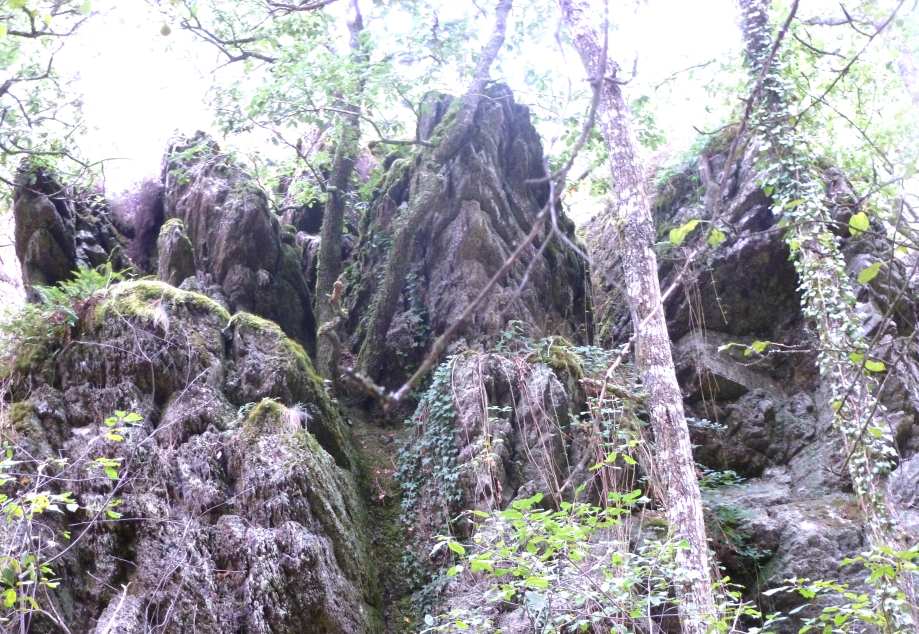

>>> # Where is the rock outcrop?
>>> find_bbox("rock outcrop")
[4,281,380,633]
[343,86,592,384]
[162,133,317,353]
[13,165,131,301]
[587,139,919,628]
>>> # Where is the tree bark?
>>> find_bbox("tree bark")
[316,0,363,377]
[355,0,513,380]
[558,2,717,631]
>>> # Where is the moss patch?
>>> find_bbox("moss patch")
[95,281,231,327]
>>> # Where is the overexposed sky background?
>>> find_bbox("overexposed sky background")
[63,0,740,193]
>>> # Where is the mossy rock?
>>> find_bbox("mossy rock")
[94,280,231,327]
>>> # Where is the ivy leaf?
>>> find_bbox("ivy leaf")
[750,340,770,354]
[849,212,870,235]
[858,262,882,284]
[864,360,885,372]
[707,228,726,246]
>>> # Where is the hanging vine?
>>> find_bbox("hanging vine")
[744,2,916,628]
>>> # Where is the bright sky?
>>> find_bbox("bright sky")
[57,0,739,194]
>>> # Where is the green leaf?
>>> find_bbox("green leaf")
[783,199,806,209]
[79,0,91,14]
[8,0,27,9]
[865,360,886,372]
[43,13,51,25]
[525,576,549,588]
[789,239,799,252]
[751,340,769,353]
[669,219,699,245]
[849,211,870,235]
[0,25,7,38]
[707,228,726,246]
[104,467,118,479]
[447,542,466,556]
[849,353,864,363]
[105,433,123,442]
[858,262,882,284]
[2,589,15,608]
[454,622,469,629]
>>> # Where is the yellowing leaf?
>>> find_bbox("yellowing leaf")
[669,219,699,245]
[849,211,870,235]
[0,25,7,38]
[43,13,51,26]
[858,261,882,284]
[707,228,726,246]
[751,340,769,353]
[789,239,799,252]
[865,360,886,372]
[784,199,806,209]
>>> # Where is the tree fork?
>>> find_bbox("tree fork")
[557,1,718,631]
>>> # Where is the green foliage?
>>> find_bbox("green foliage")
[0,265,124,377]
[0,0,93,198]
[396,356,461,601]
[424,491,771,633]
[764,544,919,633]
[0,411,141,627]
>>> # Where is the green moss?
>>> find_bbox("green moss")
[427,99,461,145]
[95,281,231,326]
[243,398,289,438]
[159,218,186,234]
[5,401,36,429]
[644,515,670,533]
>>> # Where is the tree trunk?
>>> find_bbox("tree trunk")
[558,2,718,632]
[316,0,363,377]
[355,0,513,381]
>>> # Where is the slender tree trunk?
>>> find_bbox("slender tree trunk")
[316,0,364,377]
[355,0,513,380]
[558,2,718,631]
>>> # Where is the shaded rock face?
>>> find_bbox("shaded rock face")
[448,353,592,515]
[156,218,197,286]
[588,141,919,629]
[162,132,316,353]
[344,85,592,382]
[13,166,131,300]
[5,282,380,634]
